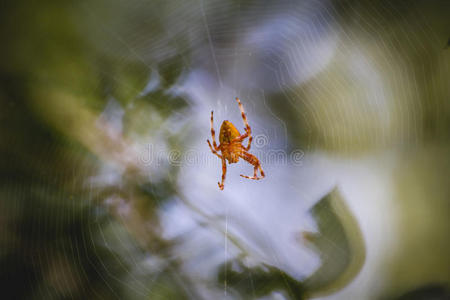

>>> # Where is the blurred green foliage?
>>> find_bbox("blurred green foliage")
[217,189,365,299]
[303,188,365,297]
[218,260,305,299]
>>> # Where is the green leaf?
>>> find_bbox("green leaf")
[303,188,366,297]
[217,260,305,299]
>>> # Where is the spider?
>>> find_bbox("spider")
[207,97,265,190]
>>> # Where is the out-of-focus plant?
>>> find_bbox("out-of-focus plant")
[216,189,366,299]
[1,0,449,299]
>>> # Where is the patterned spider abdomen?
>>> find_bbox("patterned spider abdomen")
[219,120,241,144]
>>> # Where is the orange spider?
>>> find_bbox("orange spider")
[207,97,265,190]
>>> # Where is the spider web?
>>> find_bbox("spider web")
[70,0,449,299]
[4,0,449,299]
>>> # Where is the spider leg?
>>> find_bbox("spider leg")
[231,131,249,143]
[235,97,252,150]
[218,158,227,190]
[239,151,265,180]
[244,135,253,151]
[207,139,222,158]
[210,111,219,150]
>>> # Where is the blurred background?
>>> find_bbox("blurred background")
[0,0,449,299]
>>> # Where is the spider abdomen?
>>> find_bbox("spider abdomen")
[219,120,241,144]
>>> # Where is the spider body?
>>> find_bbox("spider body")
[219,121,241,163]
[207,98,265,190]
